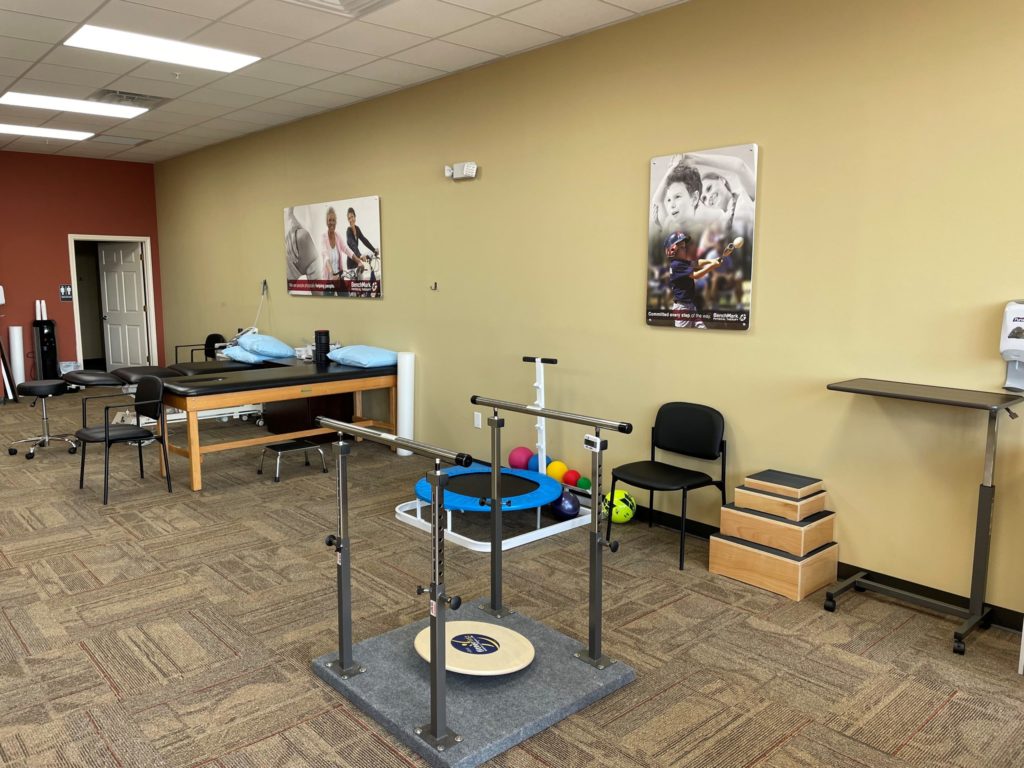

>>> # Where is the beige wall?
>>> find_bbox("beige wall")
[155,0,1024,609]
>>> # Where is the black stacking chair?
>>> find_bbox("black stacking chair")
[75,375,172,505]
[174,333,226,363]
[606,402,726,570]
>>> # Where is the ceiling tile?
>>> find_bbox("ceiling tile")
[346,57,444,86]
[5,136,72,153]
[240,59,333,86]
[0,35,52,62]
[0,56,31,77]
[313,72,397,97]
[272,42,375,73]
[212,74,295,98]
[41,45,146,74]
[127,61,224,87]
[131,109,209,128]
[23,62,118,87]
[112,145,177,161]
[0,75,13,91]
[223,0,348,40]
[0,10,76,43]
[56,141,127,157]
[442,0,531,11]
[248,98,324,117]
[126,0,250,21]
[0,0,105,22]
[105,74,198,98]
[103,126,173,139]
[314,21,427,57]
[187,22,299,58]
[178,87,266,109]
[604,0,682,11]
[277,87,358,108]
[44,113,127,130]
[0,103,55,124]
[88,1,211,38]
[204,115,273,130]
[220,108,293,126]
[504,0,632,36]
[156,99,236,118]
[391,39,495,72]
[361,0,488,37]
[442,17,557,56]
[174,124,244,140]
[13,78,97,98]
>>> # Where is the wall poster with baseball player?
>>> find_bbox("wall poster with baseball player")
[646,144,757,330]
[284,195,382,298]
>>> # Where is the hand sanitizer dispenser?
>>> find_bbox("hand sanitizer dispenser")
[1000,300,1024,391]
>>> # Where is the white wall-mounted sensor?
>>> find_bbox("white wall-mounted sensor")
[445,161,478,180]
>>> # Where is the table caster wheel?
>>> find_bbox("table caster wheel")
[26,452,34,460]
[953,639,966,655]
[8,447,16,456]
[68,446,77,454]
[823,598,836,612]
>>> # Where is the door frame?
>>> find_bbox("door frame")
[67,234,158,367]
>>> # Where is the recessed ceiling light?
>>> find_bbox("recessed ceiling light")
[0,92,147,118]
[65,25,259,73]
[0,123,93,141]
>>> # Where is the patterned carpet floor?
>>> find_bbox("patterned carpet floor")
[1,389,1023,767]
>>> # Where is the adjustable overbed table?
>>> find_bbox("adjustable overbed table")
[161,361,397,491]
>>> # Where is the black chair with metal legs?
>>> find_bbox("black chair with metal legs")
[75,375,171,505]
[174,332,226,364]
[605,402,726,570]
[7,379,78,459]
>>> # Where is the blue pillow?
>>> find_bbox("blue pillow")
[237,332,294,359]
[223,345,272,364]
[328,345,398,368]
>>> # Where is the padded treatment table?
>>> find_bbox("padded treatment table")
[826,378,1024,655]
[113,366,181,384]
[168,360,262,376]
[161,361,397,490]
[63,370,123,387]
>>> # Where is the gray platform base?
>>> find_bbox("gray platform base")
[312,599,635,768]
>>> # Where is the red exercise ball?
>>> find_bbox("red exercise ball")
[563,469,581,487]
[508,446,532,469]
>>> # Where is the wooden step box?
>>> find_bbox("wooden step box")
[744,469,824,499]
[709,535,838,601]
[720,503,834,558]
[733,485,828,521]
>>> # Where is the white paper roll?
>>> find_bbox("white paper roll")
[8,325,25,387]
[396,351,415,457]
[40,300,47,321]
[34,300,41,321]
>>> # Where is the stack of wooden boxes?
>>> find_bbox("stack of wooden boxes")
[709,469,837,601]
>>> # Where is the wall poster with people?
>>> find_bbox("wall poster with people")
[284,195,382,298]
[646,144,757,330]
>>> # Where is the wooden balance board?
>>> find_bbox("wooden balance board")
[413,620,535,676]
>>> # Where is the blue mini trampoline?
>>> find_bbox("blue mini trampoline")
[414,463,562,512]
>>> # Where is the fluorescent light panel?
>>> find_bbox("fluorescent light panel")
[0,92,147,118]
[0,123,93,140]
[65,25,259,73]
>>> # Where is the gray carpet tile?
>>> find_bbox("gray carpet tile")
[1,391,1023,766]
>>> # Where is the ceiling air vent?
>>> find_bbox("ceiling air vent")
[88,89,168,111]
[282,0,398,17]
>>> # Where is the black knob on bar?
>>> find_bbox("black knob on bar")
[447,595,462,610]
[416,585,426,595]
[325,535,339,547]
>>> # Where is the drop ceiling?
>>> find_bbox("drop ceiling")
[0,0,686,164]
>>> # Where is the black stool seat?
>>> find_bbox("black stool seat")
[17,379,67,397]
[113,366,180,384]
[64,370,122,387]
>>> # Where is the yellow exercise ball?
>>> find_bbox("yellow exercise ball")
[546,460,568,483]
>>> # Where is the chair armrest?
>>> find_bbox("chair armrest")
[82,392,133,427]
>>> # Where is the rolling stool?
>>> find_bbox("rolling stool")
[8,379,78,459]
[257,439,328,482]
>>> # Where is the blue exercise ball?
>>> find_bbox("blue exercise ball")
[527,454,554,472]
[548,490,580,521]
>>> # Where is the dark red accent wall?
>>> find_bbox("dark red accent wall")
[0,151,162,377]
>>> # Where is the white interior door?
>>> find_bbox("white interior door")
[99,241,150,371]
